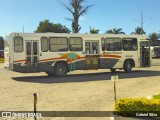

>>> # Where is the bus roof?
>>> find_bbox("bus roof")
[5,32,148,39]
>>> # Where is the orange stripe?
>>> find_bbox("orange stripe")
[14,60,26,63]
[38,57,66,62]
[13,55,121,63]
[101,54,121,58]
[39,56,86,63]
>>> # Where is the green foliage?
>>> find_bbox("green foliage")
[153,94,160,99]
[131,27,146,35]
[35,19,70,33]
[62,0,93,33]
[114,98,160,117]
[105,28,125,34]
[148,32,160,46]
[89,27,99,34]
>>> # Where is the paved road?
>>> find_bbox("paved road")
[0,63,160,120]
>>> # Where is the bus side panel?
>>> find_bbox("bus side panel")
[68,56,86,70]
[13,47,26,73]
[99,58,119,69]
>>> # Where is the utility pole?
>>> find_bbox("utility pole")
[141,11,143,30]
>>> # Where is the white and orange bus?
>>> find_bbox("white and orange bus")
[4,33,151,76]
[151,46,160,58]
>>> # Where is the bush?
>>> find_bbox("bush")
[153,94,160,99]
[114,98,160,118]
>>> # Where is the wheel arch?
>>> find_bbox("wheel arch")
[54,61,69,72]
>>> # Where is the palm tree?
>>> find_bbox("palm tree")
[62,0,93,33]
[105,28,125,34]
[148,32,160,46]
[89,26,99,34]
[131,27,146,35]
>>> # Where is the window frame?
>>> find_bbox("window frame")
[69,37,83,51]
[41,37,48,52]
[49,37,68,52]
[101,37,105,51]
[14,36,23,52]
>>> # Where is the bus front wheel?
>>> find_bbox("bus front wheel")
[54,63,67,77]
[124,61,132,73]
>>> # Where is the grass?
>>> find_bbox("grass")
[153,94,160,99]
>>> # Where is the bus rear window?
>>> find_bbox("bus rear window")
[14,37,23,52]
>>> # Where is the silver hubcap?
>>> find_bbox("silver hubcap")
[59,68,63,72]
[127,63,131,70]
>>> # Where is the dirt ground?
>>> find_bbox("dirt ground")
[0,60,160,120]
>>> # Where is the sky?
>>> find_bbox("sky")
[0,0,160,37]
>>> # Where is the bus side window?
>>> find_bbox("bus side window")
[105,38,122,51]
[49,37,68,52]
[14,37,23,52]
[69,37,83,51]
[132,39,138,50]
[41,37,48,52]
[122,38,138,51]
[101,38,105,51]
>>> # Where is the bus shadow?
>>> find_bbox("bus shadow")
[12,70,160,84]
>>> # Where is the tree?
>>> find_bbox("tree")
[62,0,93,33]
[105,28,125,34]
[89,27,99,34]
[148,32,160,46]
[131,27,146,35]
[52,23,71,33]
[35,19,70,33]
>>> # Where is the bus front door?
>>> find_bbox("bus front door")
[140,41,150,67]
[85,41,99,69]
[26,41,39,72]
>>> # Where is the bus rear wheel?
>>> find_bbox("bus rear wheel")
[124,60,132,73]
[54,63,67,77]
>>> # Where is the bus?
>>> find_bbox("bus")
[151,46,160,58]
[4,33,151,76]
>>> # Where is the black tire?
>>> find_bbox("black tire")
[123,60,132,73]
[110,69,116,72]
[54,63,67,77]
[46,72,54,76]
